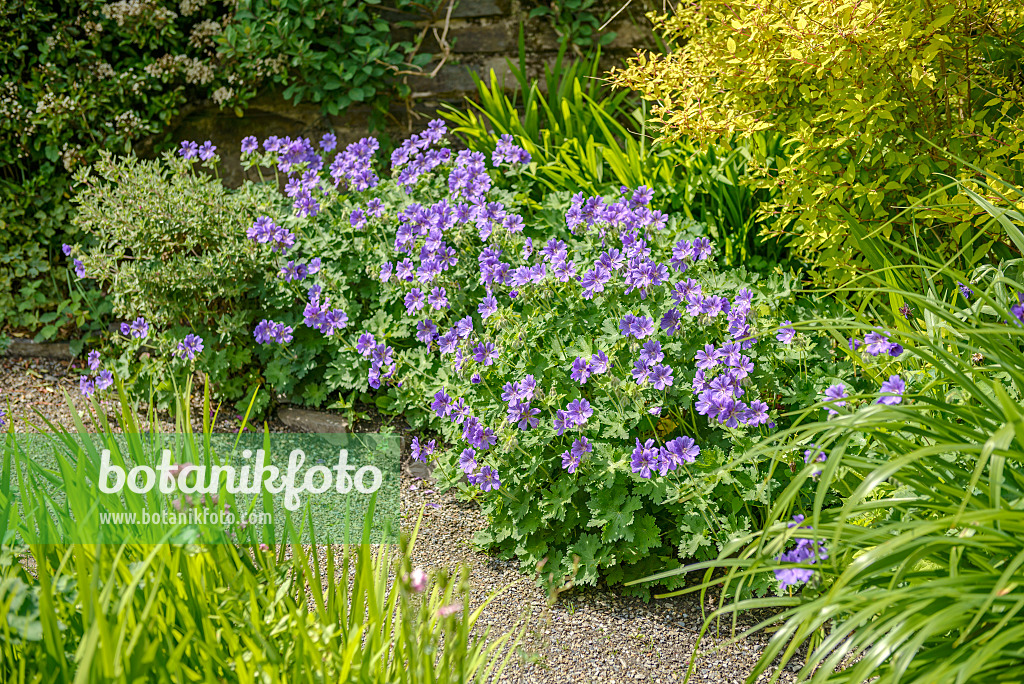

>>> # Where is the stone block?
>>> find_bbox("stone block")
[277,406,349,433]
[5,340,74,360]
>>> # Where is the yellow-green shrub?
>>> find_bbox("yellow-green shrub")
[612,0,1024,282]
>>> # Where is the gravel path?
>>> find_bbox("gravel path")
[2,355,798,684]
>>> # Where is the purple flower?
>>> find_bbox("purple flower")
[590,350,611,374]
[120,317,149,339]
[476,466,501,492]
[774,516,829,590]
[863,331,892,356]
[87,350,101,371]
[431,390,453,418]
[630,438,660,479]
[471,373,482,384]
[198,141,216,162]
[564,398,593,427]
[427,286,450,310]
[651,364,674,390]
[478,294,498,319]
[473,342,499,366]
[62,243,73,257]
[356,333,376,356]
[459,448,477,473]
[663,436,699,468]
[958,282,973,299]
[74,259,86,278]
[620,314,655,339]
[178,140,198,159]
[570,357,591,384]
[899,303,914,320]
[638,341,664,365]
[410,436,435,463]
[254,319,293,345]
[632,358,652,385]
[694,344,720,370]
[877,375,905,405]
[507,399,540,430]
[562,436,592,473]
[240,136,258,154]
[175,333,204,361]
[79,376,96,397]
[803,446,828,476]
[660,308,682,335]
[416,319,438,344]
[1011,293,1024,326]
[320,132,337,151]
[777,321,796,344]
[743,400,770,425]
[824,383,848,415]
[94,370,114,391]
[404,288,425,314]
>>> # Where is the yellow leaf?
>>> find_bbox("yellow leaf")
[727,37,737,54]
[791,48,803,60]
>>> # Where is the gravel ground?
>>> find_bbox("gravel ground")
[2,355,798,684]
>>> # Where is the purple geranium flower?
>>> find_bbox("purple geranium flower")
[570,357,591,384]
[473,342,499,366]
[877,374,905,405]
[630,438,660,479]
[94,370,114,391]
[476,466,501,492]
[777,321,796,344]
[175,333,204,361]
[590,350,611,374]
[824,383,848,416]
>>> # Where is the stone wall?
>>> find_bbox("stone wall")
[164,0,655,187]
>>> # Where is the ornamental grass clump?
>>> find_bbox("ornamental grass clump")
[638,268,1024,683]
[0,387,523,683]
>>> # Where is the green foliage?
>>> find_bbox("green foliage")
[0,388,523,683]
[219,0,434,118]
[72,152,277,326]
[443,47,793,268]
[0,0,244,333]
[526,0,617,49]
[612,0,1024,283]
[0,0,434,336]
[640,268,1024,681]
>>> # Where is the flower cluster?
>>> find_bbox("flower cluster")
[265,136,323,175]
[79,349,114,396]
[491,134,531,166]
[411,436,436,463]
[302,285,348,336]
[120,317,149,339]
[247,216,296,252]
[391,120,451,189]
[178,140,217,163]
[356,334,397,389]
[254,319,294,345]
[280,257,321,282]
[629,436,699,478]
[774,515,829,590]
[331,137,379,191]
